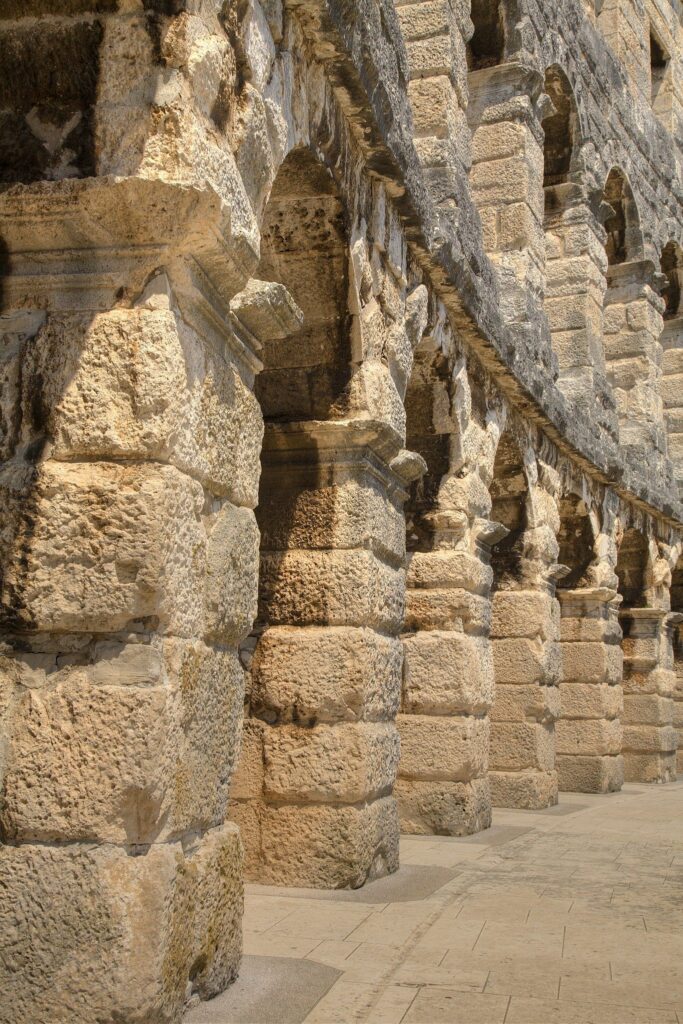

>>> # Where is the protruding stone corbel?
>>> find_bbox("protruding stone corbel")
[230,279,303,350]
[390,449,428,485]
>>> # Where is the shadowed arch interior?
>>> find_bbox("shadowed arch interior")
[489,431,528,590]
[557,493,596,589]
[661,241,683,320]
[542,66,577,189]
[603,169,642,267]
[468,0,504,70]
[616,528,649,607]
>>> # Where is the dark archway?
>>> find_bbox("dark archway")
[467,0,505,70]
[616,527,649,607]
[542,66,577,189]
[556,493,596,590]
[661,241,683,320]
[603,168,643,267]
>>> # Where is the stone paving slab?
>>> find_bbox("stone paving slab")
[186,784,683,1023]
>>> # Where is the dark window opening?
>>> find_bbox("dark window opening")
[467,0,504,71]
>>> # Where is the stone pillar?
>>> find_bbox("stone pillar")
[556,588,624,792]
[544,184,617,442]
[604,261,668,473]
[662,315,683,499]
[230,421,406,888]
[489,586,560,808]
[673,624,683,775]
[468,64,550,361]
[0,183,263,1022]
[620,608,680,783]
[396,512,497,836]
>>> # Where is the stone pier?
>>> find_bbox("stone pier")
[556,588,625,792]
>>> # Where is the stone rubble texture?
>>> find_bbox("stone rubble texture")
[0,0,681,1021]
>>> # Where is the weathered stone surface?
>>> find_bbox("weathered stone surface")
[0,824,242,1024]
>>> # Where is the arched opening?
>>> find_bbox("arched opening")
[488,431,559,809]
[660,243,683,497]
[230,147,399,888]
[467,0,505,70]
[661,241,683,321]
[556,493,595,590]
[616,528,649,608]
[489,432,528,591]
[603,168,642,267]
[255,148,352,421]
[542,66,577,189]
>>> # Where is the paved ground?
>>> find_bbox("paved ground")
[186,784,683,1023]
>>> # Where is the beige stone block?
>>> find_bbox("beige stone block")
[258,550,404,631]
[489,721,555,772]
[262,721,399,804]
[251,626,401,724]
[398,714,489,782]
[622,723,677,754]
[15,310,263,506]
[491,591,558,640]
[229,718,265,801]
[489,769,558,810]
[623,693,675,727]
[204,502,260,644]
[471,122,526,163]
[556,754,624,794]
[407,76,453,137]
[559,681,624,720]
[498,202,543,251]
[402,631,494,715]
[407,549,491,592]
[0,461,210,636]
[256,796,399,888]
[561,642,623,684]
[397,1,450,42]
[0,824,242,1024]
[493,637,560,685]
[405,34,452,78]
[257,467,405,563]
[1,641,243,844]
[555,717,623,756]
[490,682,560,723]
[397,776,492,837]
[623,750,677,784]
[405,588,490,633]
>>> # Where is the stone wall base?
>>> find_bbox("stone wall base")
[397,778,492,836]
[556,754,624,793]
[489,770,558,810]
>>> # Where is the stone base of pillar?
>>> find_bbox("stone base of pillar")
[556,754,624,793]
[489,770,558,809]
[397,777,492,836]
[0,823,242,1024]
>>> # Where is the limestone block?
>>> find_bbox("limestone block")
[555,717,623,756]
[14,310,263,507]
[493,637,560,685]
[556,754,624,794]
[623,693,675,726]
[405,588,490,633]
[490,682,560,723]
[204,502,260,645]
[229,718,265,801]
[255,796,399,889]
[1,641,243,844]
[402,631,494,715]
[257,468,405,562]
[408,76,457,138]
[258,550,405,631]
[396,777,492,836]
[622,724,677,754]
[397,714,489,782]
[489,721,555,771]
[559,682,623,720]
[407,549,491,592]
[489,769,558,810]
[623,751,677,784]
[471,123,526,164]
[0,824,242,1024]
[0,461,205,635]
[261,722,399,804]
[251,626,402,724]
[561,642,624,684]
[491,591,558,640]
[397,1,451,41]
[560,614,622,643]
